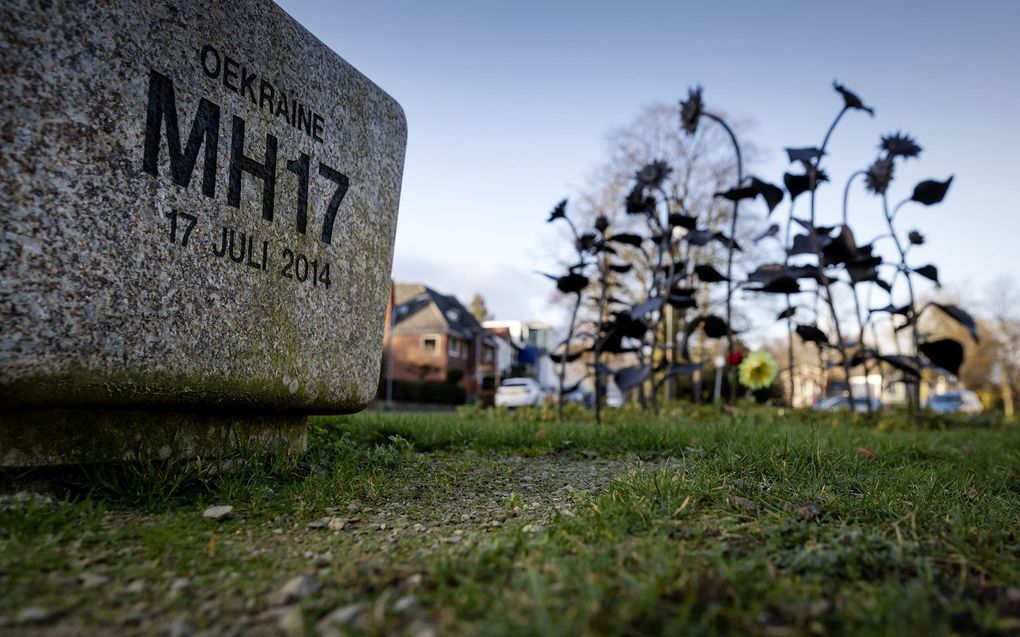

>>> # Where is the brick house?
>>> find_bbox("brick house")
[384,283,499,401]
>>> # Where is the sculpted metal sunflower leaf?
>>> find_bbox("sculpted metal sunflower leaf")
[796,324,830,347]
[750,177,784,213]
[751,277,800,294]
[668,213,698,229]
[684,229,715,246]
[911,177,953,206]
[702,315,730,338]
[668,363,704,377]
[713,232,742,252]
[629,297,666,321]
[694,264,728,283]
[754,224,780,244]
[614,365,652,391]
[786,147,824,164]
[625,185,655,214]
[881,355,921,378]
[555,273,589,294]
[914,264,940,286]
[607,233,644,247]
[784,169,829,200]
[548,350,584,364]
[930,303,979,342]
[918,339,964,376]
[715,186,758,201]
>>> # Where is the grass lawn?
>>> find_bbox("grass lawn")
[2,405,1018,636]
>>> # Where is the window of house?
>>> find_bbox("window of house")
[448,338,461,358]
[422,337,438,355]
[483,347,494,363]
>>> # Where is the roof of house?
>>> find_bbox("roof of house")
[485,325,524,351]
[392,283,497,345]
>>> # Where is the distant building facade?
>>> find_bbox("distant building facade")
[385,283,499,401]
[482,320,556,387]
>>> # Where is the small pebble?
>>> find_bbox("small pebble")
[277,606,305,636]
[17,607,57,625]
[166,618,196,637]
[121,610,149,626]
[393,595,417,613]
[268,575,320,606]
[79,572,110,588]
[406,618,438,637]
[169,578,190,594]
[202,505,233,520]
[317,603,365,632]
[125,579,147,595]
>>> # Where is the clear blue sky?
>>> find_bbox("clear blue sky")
[279,0,1019,325]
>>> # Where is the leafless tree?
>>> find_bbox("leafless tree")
[984,276,1020,416]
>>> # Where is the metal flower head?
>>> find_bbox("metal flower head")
[833,80,874,116]
[680,86,704,135]
[547,199,567,223]
[881,132,922,159]
[908,230,925,245]
[635,160,672,189]
[865,157,894,195]
[625,185,655,215]
[576,232,598,253]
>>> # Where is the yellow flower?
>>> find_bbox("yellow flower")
[738,351,778,390]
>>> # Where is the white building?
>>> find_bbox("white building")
[482,320,556,387]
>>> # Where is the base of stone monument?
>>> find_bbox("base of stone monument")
[0,410,307,466]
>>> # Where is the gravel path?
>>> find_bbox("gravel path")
[2,454,661,637]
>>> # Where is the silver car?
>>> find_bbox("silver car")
[926,390,983,414]
[494,378,544,408]
[813,395,882,412]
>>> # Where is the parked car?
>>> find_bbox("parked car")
[564,388,595,408]
[925,390,983,414]
[605,384,624,408]
[495,377,544,408]
[813,395,882,412]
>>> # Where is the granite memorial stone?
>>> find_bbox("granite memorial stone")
[0,0,407,463]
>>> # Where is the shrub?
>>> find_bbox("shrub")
[380,380,467,405]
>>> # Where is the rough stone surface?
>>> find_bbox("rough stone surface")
[0,0,406,414]
[0,408,306,465]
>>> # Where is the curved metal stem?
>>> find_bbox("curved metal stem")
[558,291,582,422]
[882,193,921,413]
[809,106,854,405]
[704,111,743,403]
[842,170,866,226]
[842,168,876,412]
